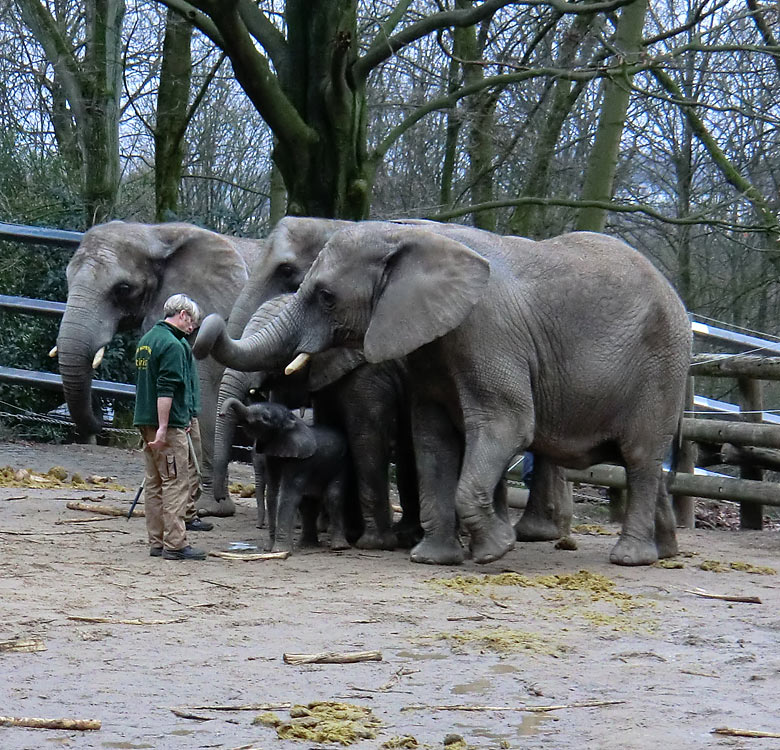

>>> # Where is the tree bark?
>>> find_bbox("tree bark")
[576,0,648,232]
[155,9,193,221]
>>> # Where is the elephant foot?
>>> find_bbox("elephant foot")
[197,495,235,518]
[410,534,464,565]
[609,534,658,566]
[513,513,560,542]
[298,534,320,548]
[393,520,424,549]
[356,529,397,551]
[329,535,351,551]
[272,544,294,555]
[470,516,516,565]
[656,533,679,560]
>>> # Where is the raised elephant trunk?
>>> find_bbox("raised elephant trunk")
[193,300,301,373]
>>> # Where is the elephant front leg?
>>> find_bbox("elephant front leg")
[457,425,517,565]
[409,400,464,565]
[609,462,665,566]
[349,429,397,551]
[514,458,572,542]
[252,451,267,529]
[323,471,350,551]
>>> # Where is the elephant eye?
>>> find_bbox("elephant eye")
[278,263,295,279]
[113,282,134,300]
[318,287,336,310]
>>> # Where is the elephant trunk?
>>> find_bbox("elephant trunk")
[194,301,301,373]
[213,371,258,501]
[57,297,112,437]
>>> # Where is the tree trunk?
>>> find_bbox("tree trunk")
[576,0,648,232]
[154,9,193,222]
[82,0,125,225]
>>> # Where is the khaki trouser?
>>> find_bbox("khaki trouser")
[140,426,190,551]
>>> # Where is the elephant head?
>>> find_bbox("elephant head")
[57,220,262,438]
[220,398,317,459]
[224,216,353,340]
[193,222,490,372]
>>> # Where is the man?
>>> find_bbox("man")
[134,294,208,560]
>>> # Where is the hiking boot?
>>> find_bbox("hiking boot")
[162,545,207,561]
[185,518,214,532]
[149,546,163,557]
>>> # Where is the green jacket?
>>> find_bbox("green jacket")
[133,321,197,428]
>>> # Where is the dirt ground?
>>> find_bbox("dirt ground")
[2,439,780,750]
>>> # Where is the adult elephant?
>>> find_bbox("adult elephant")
[196,221,691,566]
[56,220,265,516]
[208,294,421,551]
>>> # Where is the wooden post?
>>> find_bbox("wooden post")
[673,376,696,528]
[738,376,764,530]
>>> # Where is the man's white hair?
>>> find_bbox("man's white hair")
[163,293,201,322]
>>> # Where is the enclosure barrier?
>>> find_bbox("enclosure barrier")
[2,221,780,529]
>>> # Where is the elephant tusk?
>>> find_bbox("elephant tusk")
[92,347,105,369]
[285,352,310,375]
[48,345,58,358]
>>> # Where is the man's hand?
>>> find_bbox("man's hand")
[148,425,168,451]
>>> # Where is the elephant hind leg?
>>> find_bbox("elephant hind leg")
[654,477,678,559]
[609,461,665,566]
[514,458,572,542]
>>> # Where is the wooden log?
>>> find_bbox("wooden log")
[0,638,46,652]
[682,418,780,449]
[674,377,697,528]
[721,443,780,472]
[690,354,780,380]
[738,376,764,529]
[0,715,101,730]
[283,650,382,665]
[713,727,780,738]
[208,550,290,561]
[66,501,143,517]
[564,463,780,506]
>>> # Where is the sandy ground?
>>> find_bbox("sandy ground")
[2,438,780,750]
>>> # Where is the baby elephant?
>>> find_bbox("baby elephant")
[220,398,350,553]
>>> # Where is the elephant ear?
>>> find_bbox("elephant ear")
[308,348,366,391]
[264,413,317,459]
[364,228,491,362]
[143,223,253,327]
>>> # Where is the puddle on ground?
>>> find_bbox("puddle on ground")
[452,676,492,695]
[396,649,450,661]
[490,663,520,674]
[517,712,554,736]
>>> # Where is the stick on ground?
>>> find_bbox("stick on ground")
[0,715,101,730]
[686,588,762,604]
[402,700,625,713]
[283,650,383,665]
[713,727,780,738]
[66,501,143,517]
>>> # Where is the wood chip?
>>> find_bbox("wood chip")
[0,638,46,653]
[713,727,780,738]
[67,616,185,625]
[0,715,100,730]
[283,650,383,665]
[686,588,762,604]
[208,550,290,561]
[66,501,143,517]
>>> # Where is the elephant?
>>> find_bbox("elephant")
[221,398,350,553]
[207,294,422,551]
[196,220,692,567]
[56,220,265,516]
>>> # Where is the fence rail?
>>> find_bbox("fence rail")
[3,221,780,529]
